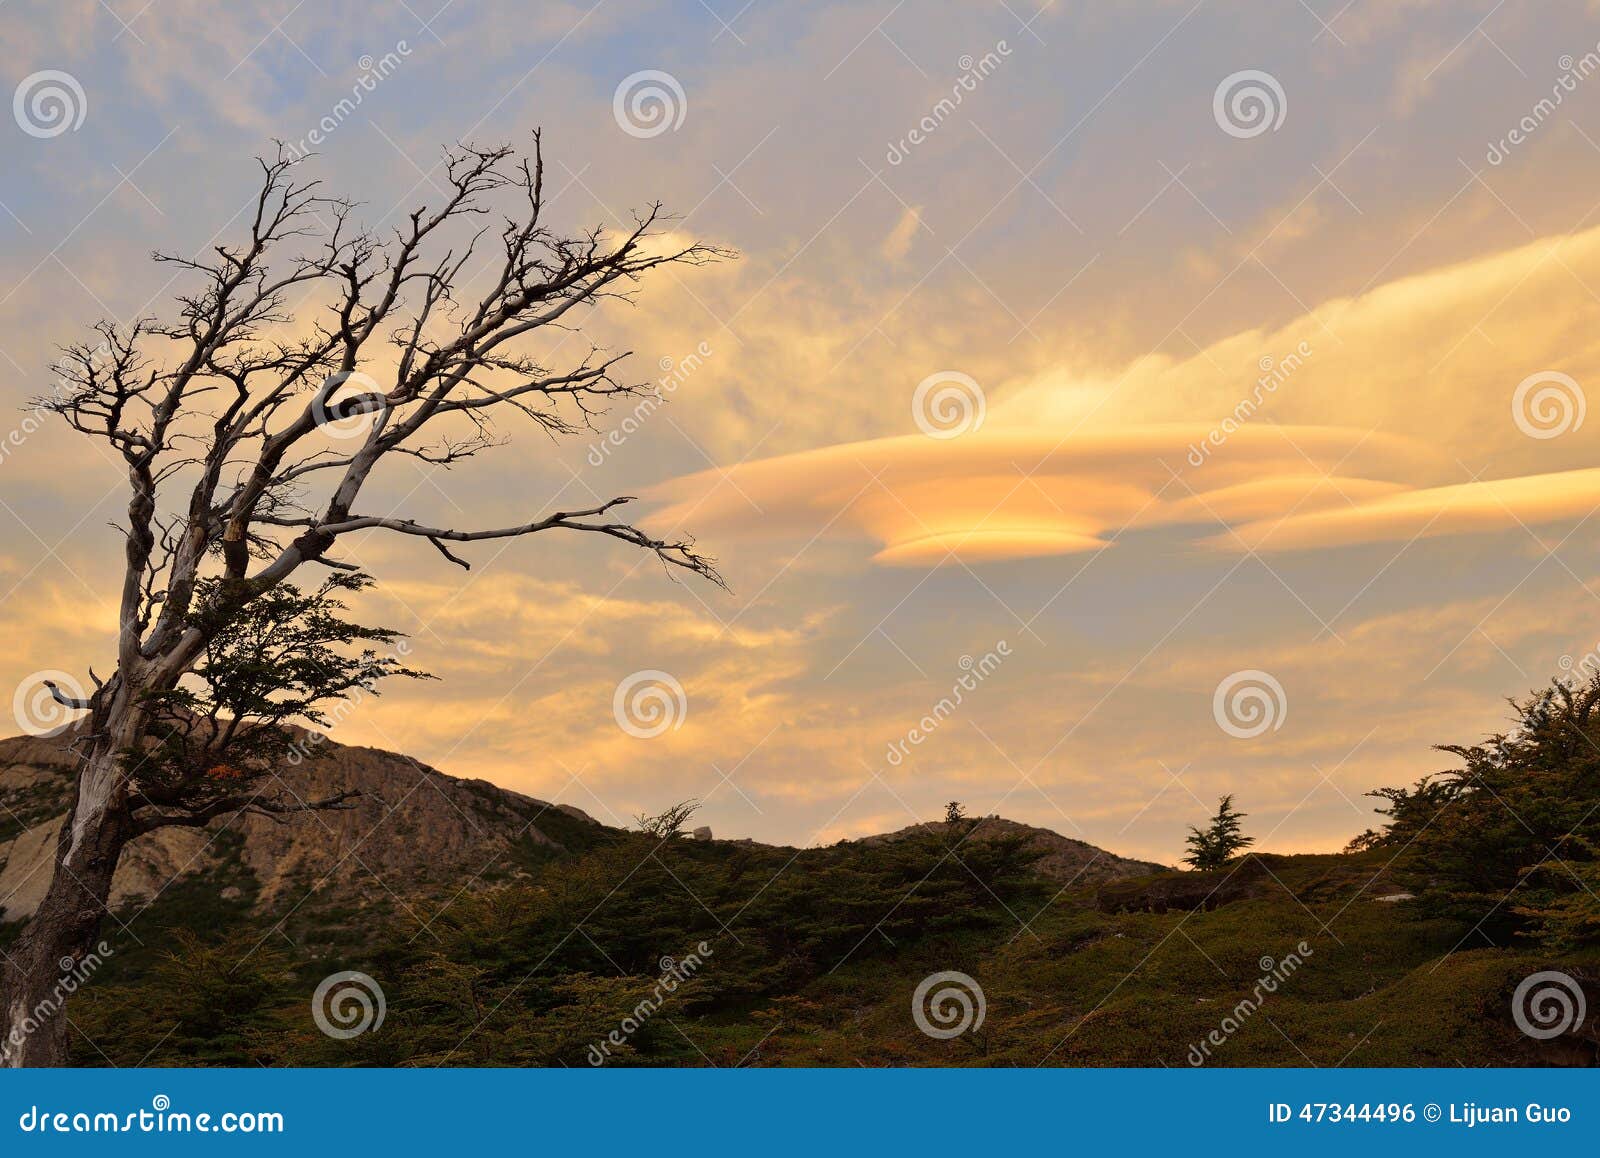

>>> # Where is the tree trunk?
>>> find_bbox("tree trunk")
[1,738,133,1067]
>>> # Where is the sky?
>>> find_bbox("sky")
[6,1,1600,864]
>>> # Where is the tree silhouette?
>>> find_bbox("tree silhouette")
[1,135,728,1066]
[636,799,701,839]
[1183,794,1254,870]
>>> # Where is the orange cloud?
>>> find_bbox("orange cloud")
[1219,465,1600,552]
[645,424,1436,565]
[646,221,1600,567]
[650,424,1600,564]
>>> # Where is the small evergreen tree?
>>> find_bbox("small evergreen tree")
[1183,795,1254,870]
[944,801,967,825]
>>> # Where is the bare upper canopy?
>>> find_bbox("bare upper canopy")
[42,135,731,680]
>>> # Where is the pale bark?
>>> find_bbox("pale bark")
[0,136,728,1064]
[3,712,136,1066]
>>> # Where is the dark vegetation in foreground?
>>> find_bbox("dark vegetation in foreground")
[10,677,1600,1067]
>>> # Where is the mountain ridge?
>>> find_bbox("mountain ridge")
[0,731,1158,929]
[4,732,1592,1069]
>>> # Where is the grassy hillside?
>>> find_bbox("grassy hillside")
[57,821,1600,1068]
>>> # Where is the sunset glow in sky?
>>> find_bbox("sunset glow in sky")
[8,1,1600,862]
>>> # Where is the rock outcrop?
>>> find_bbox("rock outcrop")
[0,731,601,924]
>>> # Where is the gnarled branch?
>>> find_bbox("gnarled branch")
[315,497,724,586]
[132,789,362,836]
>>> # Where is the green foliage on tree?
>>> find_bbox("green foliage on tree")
[1362,677,1600,948]
[73,930,293,1066]
[131,573,431,829]
[70,819,1048,1066]
[1343,776,1460,854]
[1183,795,1254,870]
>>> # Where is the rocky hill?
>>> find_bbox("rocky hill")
[0,730,604,929]
[852,817,1164,884]
[4,731,1593,1069]
[0,733,1159,938]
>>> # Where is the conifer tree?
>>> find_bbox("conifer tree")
[1183,795,1254,870]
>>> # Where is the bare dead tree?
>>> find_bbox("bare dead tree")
[635,798,701,839]
[1,135,729,1066]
